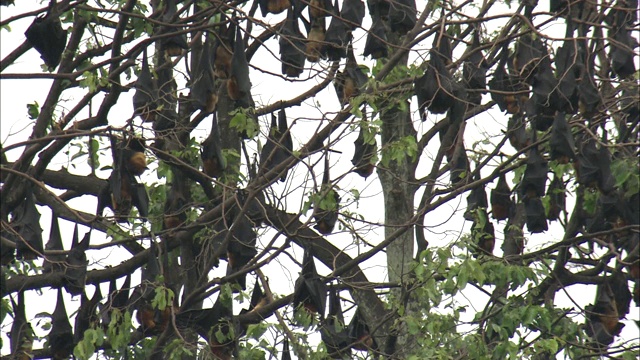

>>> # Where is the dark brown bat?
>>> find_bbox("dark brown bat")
[235,186,266,226]
[279,9,306,78]
[201,114,227,178]
[323,0,350,61]
[12,185,44,260]
[366,0,389,17]
[463,29,488,105]
[348,307,376,351]
[160,0,188,57]
[464,181,488,221]
[575,135,600,188]
[491,174,514,221]
[258,0,291,17]
[519,147,548,199]
[321,286,351,358]
[448,138,469,186]
[511,33,545,84]
[225,215,258,291]
[24,0,67,69]
[313,156,340,235]
[261,109,293,182]
[415,30,456,119]
[506,113,531,151]
[549,112,575,164]
[192,32,218,113]
[595,142,615,194]
[10,291,34,359]
[227,27,253,108]
[334,45,367,106]
[207,297,237,359]
[610,271,632,321]
[175,294,233,342]
[49,289,74,359]
[1,0,15,6]
[363,14,388,59]
[488,46,528,114]
[585,282,625,347]
[308,0,333,19]
[341,0,365,30]
[524,196,548,233]
[132,245,171,335]
[619,81,639,125]
[546,175,565,222]
[351,112,377,179]
[214,21,235,79]
[133,48,158,122]
[163,177,189,230]
[553,20,580,114]
[576,25,601,117]
[43,213,64,273]
[608,21,637,79]
[64,227,89,296]
[74,286,102,344]
[100,274,132,327]
[526,56,557,131]
[387,0,416,35]
[471,213,495,256]
[293,249,327,317]
[306,17,326,63]
[281,337,292,360]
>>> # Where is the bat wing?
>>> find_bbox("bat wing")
[364,16,388,59]
[519,147,548,198]
[43,214,65,273]
[549,112,576,163]
[524,197,548,233]
[279,11,306,78]
[387,0,416,35]
[546,175,566,221]
[132,181,149,218]
[323,4,350,61]
[49,290,74,359]
[340,0,364,29]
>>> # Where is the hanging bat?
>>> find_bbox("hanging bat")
[575,135,600,188]
[201,114,227,178]
[577,25,601,116]
[43,213,64,273]
[585,282,625,347]
[471,212,495,257]
[64,227,90,296]
[74,286,103,344]
[609,23,637,79]
[506,113,531,151]
[133,245,171,335]
[351,112,377,179]
[526,56,558,131]
[546,175,565,221]
[1,0,15,6]
[207,297,237,360]
[323,0,350,61]
[235,186,267,226]
[281,337,292,360]
[244,280,269,315]
[49,289,74,359]
[367,0,389,17]
[415,31,456,119]
[176,294,232,340]
[261,109,293,181]
[348,307,376,351]
[387,0,416,35]
[464,182,488,221]
[121,137,147,176]
[24,0,67,69]
[463,29,488,105]
[610,271,632,321]
[12,185,44,260]
[519,147,548,199]
[191,33,218,113]
[306,17,326,63]
[549,112,576,164]
[448,138,469,186]
[524,197,548,233]
[308,0,333,20]
[10,291,34,360]
[488,46,528,114]
[334,45,368,106]
[553,20,579,114]
[100,274,132,327]
[511,33,545,84]
[133,48,158,122]
[313,156,341,235]
[214,20,235,79]
[293,249,327,317]
[279,9,306,78]
[491,174,514,221]
[160,0,188,57]
[363,14,388,59]
[341,0,365,30]
[226,215,258,291]
[258,0,291,17]
[227,26,253,108]
[321,286,351,358]
[620,81,639,124]
[596,143,615,194]
[163,177,189,230]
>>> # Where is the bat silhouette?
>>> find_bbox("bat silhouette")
[64,226,90,296]
[351,112,377,178]
[553,19,580,114]
[448,134,469,186]
[260,109,293,182]
[10,292,34,360]
[519,146,548,199]
[306,17,326,63]
[43,213,64,273]
[281,337,292,360]
[160,0,188,57]
[24,0,67,69]
[74,286,102,344]
[576,24,601,116]
[525,55,557,131]
[201,114,227,179]
[619,81,639,125]
[464,181,488,221]
[463,29,488,105]
[235,187,266,226]
[224,215,258,291]
[313,156,341,235]
[241,280,269,315]
[341,0,365,30]
[488,46,528,114]
[415,30,456,119]
[363,14,388,59]
[491,174,514,221]
[131,244,171,335]
[471,212,495,257]
[334,45,368,106]
[279,9,306,78]
[323,0,350,61]
[214,20,235,79]
[506,113,531,151]
[585,282,625,347]
[308,0,333,20]
[546,175,565,222]
[511,33,545,84]
[321,286,351,358]
[12,185,44,260]
[100,274,131,327]
[163,177,189,230]
[348,307,376,351]
[609,18,637,79]
[191,33,218,113]
[387,0,416,35]
[293,249,327,317]
[227,27,252,108]
[575,135,600,188]
[49,289,74,359]
[549,112,576,164]
[524,196,548,233]
[258,0,291,17]
[133,48,158,122]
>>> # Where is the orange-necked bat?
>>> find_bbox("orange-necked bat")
[225,215,258,291]
[176,295,232,340]
[506,113,530,151]
[246,280,269,314]
[64,226,89,296]
[281,337,292,360]
[463,29,488,105]
[585,282,625,347]
[258,0,291,17]
[524,196,548,233]
[472,213,495,256]
[415,30,456,119]
[227,27,252,108]
[279,10,306,78]
[546,175,565,222]
[201,113,227,179]
[488,46,528,115]
[293,249,327,317]
[323,0,350,61]
[49,289,74,359]
[160,0,188,57]
[321,286,351,358]
[43,214,64,273]
[519,147,548,199]
[74,287,102,344]
[163,177,188,230]
[10,291,34,360]
[308,0,333,20]
[334,45,368,106]
[348,307,376,351]
[206,297,237,359]
[341,0,364,30]
[13,185,44,261]
[351,112,377,179]
[464,182,488,221]
[192,32,218,113]
[305,17,326,63]
[214,20,235,79]
[24,0,67,69]
[491,174,514,221]
[313,156,340,235]
[121,137,147,176]
[133,48,158,122]
[387,0,416,35]
[261,109,293,182]
[132,244,171,335]
[363,14,387,59]
[549,112,575,164]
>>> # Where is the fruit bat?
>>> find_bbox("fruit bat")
[608,22,637,79]
[596,141,615,194]
[471,213,495,256]
[415,31,456,119]
[387,0,416,35]
[321,286,351,358]
[10,292,34,359]
[553,20,579,114]
[43,213,64,273]
[214,21,235,79]
[153,67,179,131]
[225,215,258,291]
[367,0,389,17]
[348,307,376,351]
[575,135,600,188]
[610,272,632,321]
[163,177,188,230]
[546,175,565,221]
[1,0,15,6]
[10,185,44,260]
[549,112,575,164]
[121,137,147,176]
[351,113,377,179]
[491,174,514,221]
[227,27,253,109]
[576,25,601,116]
[363,14,388,59]
[133,48,158,122]
[175,294,233,340]
[49,289,74,359]
[74,287,102,344]
[245,281,269,314]
[585,282,625,347]
[261,109,293,182]
[281,337,292,360]
[323,0,350,61]
[464,182,488,221]
[448,139,469,186]
[235,186,267,226]
[306,17,326,63]
[279,10,306,78]
[511,33,545,83]
[64,227,90,296]
[201,114,227,178]
[506,113,531,151]
[160,0,188,57]
[524,196,548,233]
[619,81,639,124]
[519,147,548,199]
[24,0,67,69]
[293,249,327,317]
[258,0,291,17]
[526,56,557,131]
[308,0,333,20]
[463,30,488,105]
[313,156,341,235]
[334,45,368,106]
[100,274,132,326]
[488,46,528,114]
[341,0,365,30]
[191,33,218,113]
[132,245,171,335]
